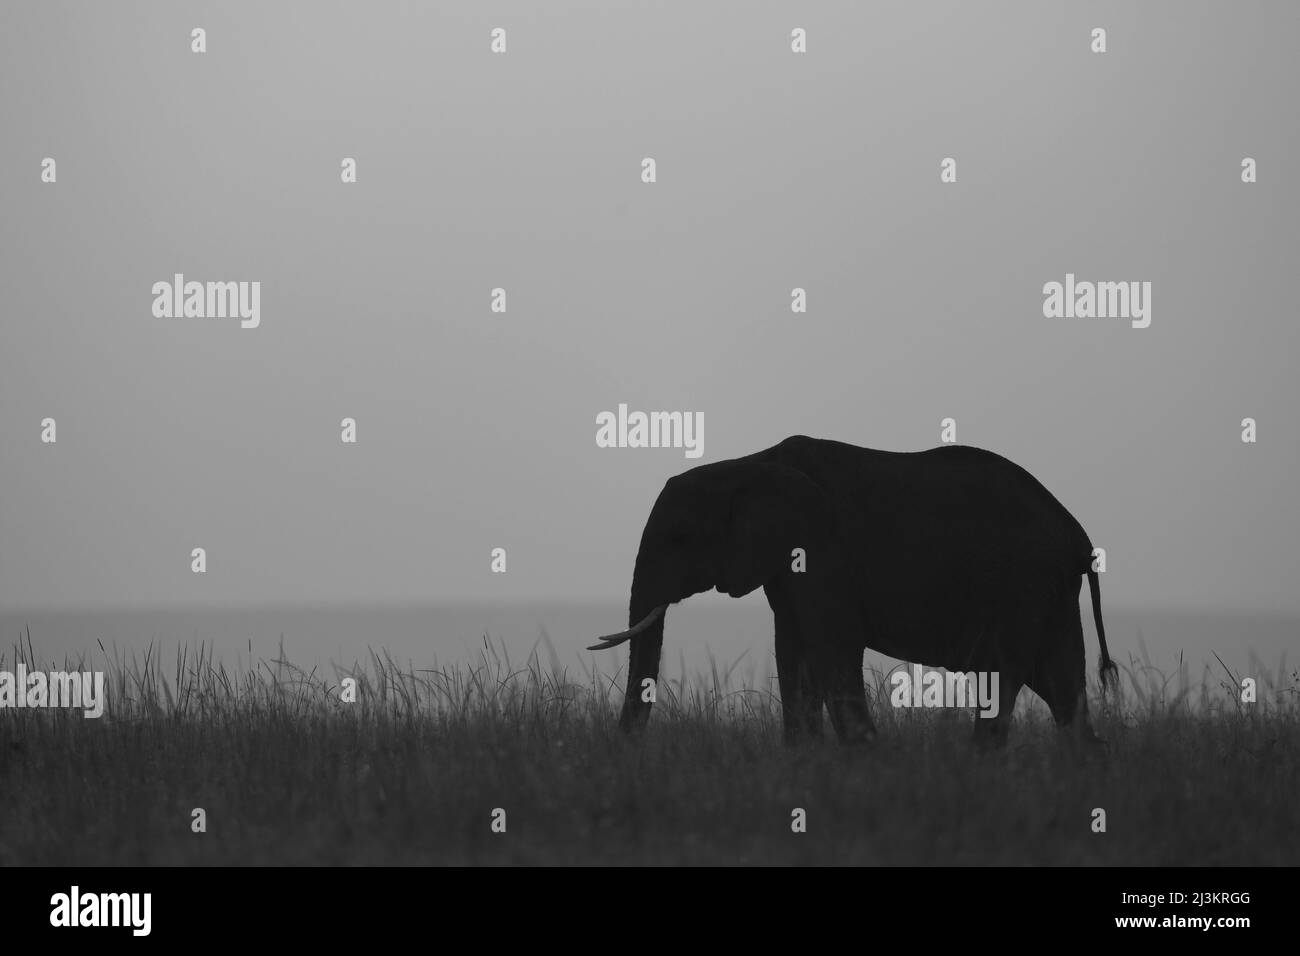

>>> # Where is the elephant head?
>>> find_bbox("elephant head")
[589,458,836,733]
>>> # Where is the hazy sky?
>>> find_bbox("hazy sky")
[1,1,1297,613]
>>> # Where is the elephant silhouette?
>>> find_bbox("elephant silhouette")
[589,436,1118,746]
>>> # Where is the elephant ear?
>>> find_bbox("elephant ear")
[720,462,831,598]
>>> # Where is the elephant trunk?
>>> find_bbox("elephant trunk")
[617,584,667,733]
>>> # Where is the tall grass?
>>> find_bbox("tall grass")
[5,626,1294,726]
[0,629,1296,865]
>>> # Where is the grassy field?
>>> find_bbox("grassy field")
[1,633,1296,866]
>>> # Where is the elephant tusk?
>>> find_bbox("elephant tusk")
[586,604,666,651]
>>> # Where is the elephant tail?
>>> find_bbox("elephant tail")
[1087,567,1118,691]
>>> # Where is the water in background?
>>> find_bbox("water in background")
[2,595,1296,696]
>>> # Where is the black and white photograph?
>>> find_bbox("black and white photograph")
[0,0,1293,936]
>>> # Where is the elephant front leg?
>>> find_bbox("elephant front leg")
[815,641,875,746]
[774,607,823,744]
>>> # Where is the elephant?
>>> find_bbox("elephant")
[588,435,1118,746]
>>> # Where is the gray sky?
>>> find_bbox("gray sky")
[1,1,1297,613]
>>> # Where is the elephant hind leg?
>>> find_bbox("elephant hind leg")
[1026,602,1103,746]
[971,666,1023,749]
